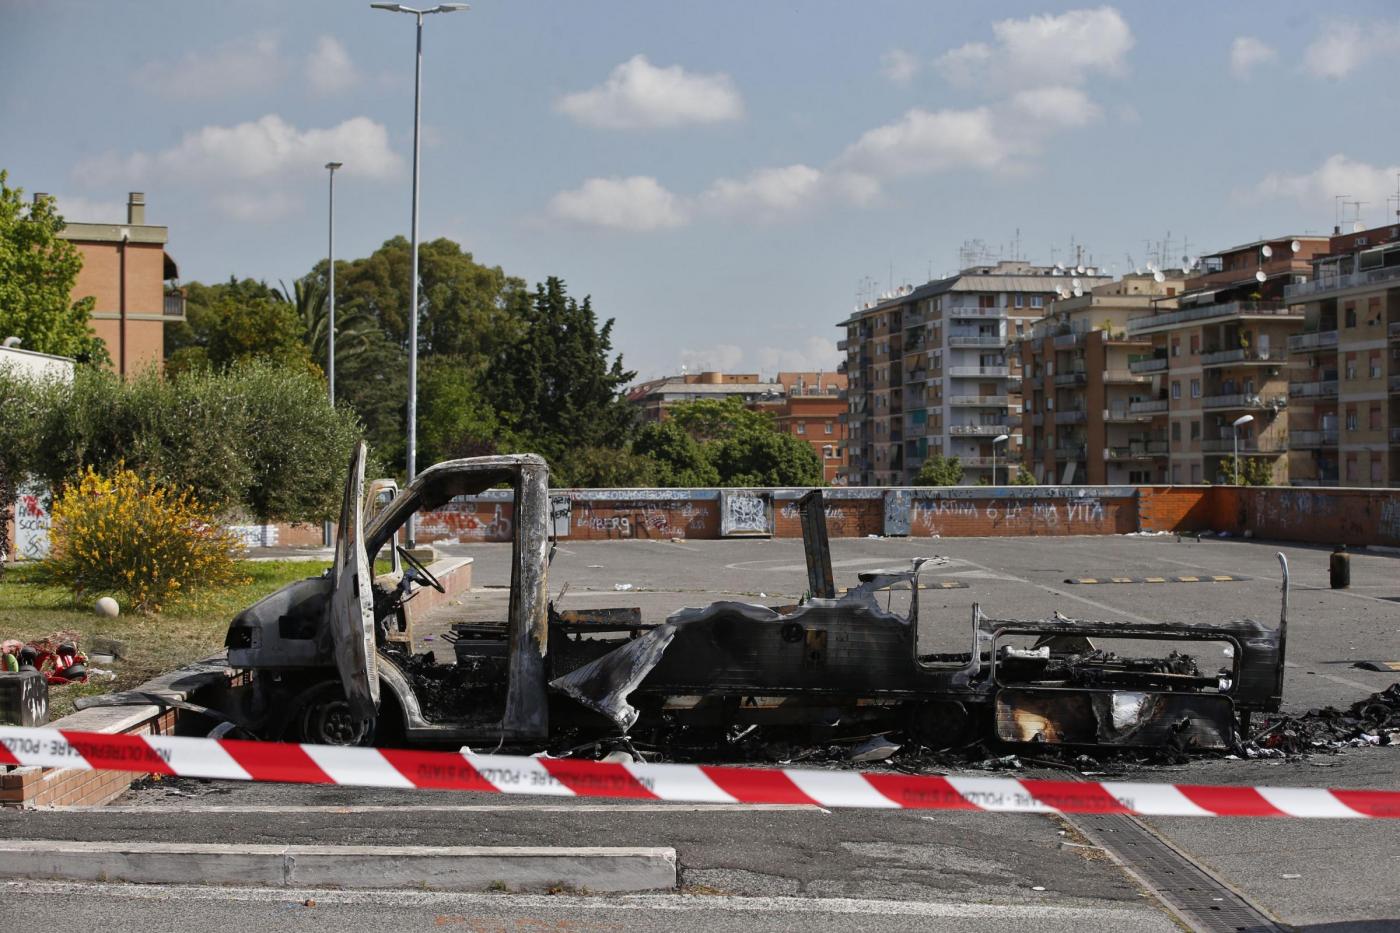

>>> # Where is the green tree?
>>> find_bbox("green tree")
[632,420,720,487]
[277,276,378,373]
[709,429,824,487]
[1216,455,1275,486]
[0,173,105,361]
[914,455,964,486]
[667,396,773,442]
[483,277,636,474]
[563,447,661,488]
[329,237,526,363]
[165,278,314,375]
[1010,465,1037,485]
[417,354,504,464]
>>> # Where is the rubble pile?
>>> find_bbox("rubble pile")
[1247,682,1400,757]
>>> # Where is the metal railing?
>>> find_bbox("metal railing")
[1103,369,1152,383]
[948,334,1004,347]
[1054,410,1087,424]
[1201,393,1287,409]
[947,365,1009,377]
[1053,332,1081,349]
[1284,263,1400,300]
[1104,408,1152,421]
[949,424,1011,436]
[163,291,186,317]
[1127,300,1297,335]
[1054,446,1087,460]
[1288,380,1338,398]
[1129,356,1168,373]
[1054,371,1087,386]
[1288,330,1338,352]
[1200,348,1283,366]
[947,395,1009,407]
[1291,430,1338,447]
[1201,436,1289,453]
[1129,398,1169,414]
[1029,413,1044,427]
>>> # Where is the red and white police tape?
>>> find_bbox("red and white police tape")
[2,726,1398,818]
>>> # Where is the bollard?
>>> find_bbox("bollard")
[1329,545,1350,589]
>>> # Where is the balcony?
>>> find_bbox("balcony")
[1391,427,1400,443]
[1129,356,1168,374]
[1284,263,1400,301]
[947,365,1009,378]
[1029,413,1044,427]
[1126,300,1298,336]
[1129,398,1169,414]
[1054,371,1088,386]
[1288,330,1338,352]
[1104,407,1153,422]
[958,456,998,467]
[163,290,186,318]
[1200,348,1284,367]
[836,338,849,351]
[1291,429,1338,448]
[1107,446,1157,460]
[1391,321,1400,341]
[1200,436,1289,454]
[948,333,1004,348]
[1201,392,1287,410]
[949,424,1011,436]
[1054,410,1087,424]
[947,306,1003,320]
[948,394,1009,407]
[1052,332,1081,349]
[1288,380,1338,399]
[1391,374,1400,393]
[1054,445,1087,460]
[1103,369,1152,384]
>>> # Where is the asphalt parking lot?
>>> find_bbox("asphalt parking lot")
[3,533,1398,931]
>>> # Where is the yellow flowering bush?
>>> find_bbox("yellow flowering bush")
[46,466,249,613]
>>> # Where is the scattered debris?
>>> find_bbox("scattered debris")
[613,583,634,592]
[849,736,900,762]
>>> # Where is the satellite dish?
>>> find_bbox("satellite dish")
[1134,267,1143,275]
[1075,264,1085,274]
[1255,270,1267,283]
[1261,244,1273,258]
[1054,262,1065,271]
[1153,270,1166,283]
[1353,221,1365,233]
[1072,287,1083,297]
[1188,256,1199,269]
[1146,260,1158,273]
[1071,277,1082,288]
[1290,240,1301,253]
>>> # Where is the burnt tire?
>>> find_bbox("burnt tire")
[289,681,376,747]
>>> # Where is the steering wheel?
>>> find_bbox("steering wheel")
[395,544,445,593]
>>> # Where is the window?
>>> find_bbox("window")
[824,422,833,435]
[796,423,806,435]
[1190,378,1201,398]
[1346,353,1357,380]
[1370,353,1382,379]
[1014,294,1024,308]
[1031,296,1044,308]
[1370,405,1382,431]
[1172,421,1181,441]
[1346,455,1358,482]
[1346,406,1358,431]
[1189,335,1199,355]
[1372,458,1383,485]
[823,445,836,459]
[1171,464,1181,483]
[1171,380,1181,400]
[1345,306,1357,328]
[1190,464,1201,484]
[1190,421,1200,440]
[1171,338,1181,357]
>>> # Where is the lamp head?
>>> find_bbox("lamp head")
[994,434,1010,444]
[325,161,344,171]
[1233,414,1254,427]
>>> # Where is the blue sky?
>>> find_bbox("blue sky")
[5,1,1400,380]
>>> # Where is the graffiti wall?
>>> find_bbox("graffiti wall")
[13,482,52,561]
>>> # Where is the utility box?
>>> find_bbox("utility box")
[0,671,49,727]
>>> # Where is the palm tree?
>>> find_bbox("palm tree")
[277,276,377,371]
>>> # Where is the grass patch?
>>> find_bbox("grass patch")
[0,560,331,720]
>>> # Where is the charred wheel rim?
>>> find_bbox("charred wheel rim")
[298,688,373,746]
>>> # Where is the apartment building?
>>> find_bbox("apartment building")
[840,261,1107,485]
[1019,272,1184,484]
[1124,236,1329,485]
[1286,223,1400,488]
[627,371,779,422]
[49,191,185,376]
[771,372,848,484]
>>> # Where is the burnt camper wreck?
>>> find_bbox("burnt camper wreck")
[222,446,1289,755]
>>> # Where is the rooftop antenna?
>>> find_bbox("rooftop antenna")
[1390,172,1400,221]
[1334,194,1351,231]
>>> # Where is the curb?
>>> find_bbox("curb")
[0,840,678,893]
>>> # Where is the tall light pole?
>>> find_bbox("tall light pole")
[371,2,468,546]
[325,161,342,404]
[323,161,342,550]
[1232,414,1254,485]
[992,433,1010,486]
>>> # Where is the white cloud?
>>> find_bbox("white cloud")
[1008,86,1102,128]
[79,115,402,185]
[679,344,744,374]
[556,54,744,129]
[754,337,843,375]
[134,33,285,100]
[880,49,921,85]
[548,176,690,231]
[1253,154,1400,212]
[49,195,126,224]
[1229,36,1276,79]
[837,107,1008,178]
[936,7,1133,89]
[701,164,824,221]
[1303,20,1400,79]
[306,36,357,95]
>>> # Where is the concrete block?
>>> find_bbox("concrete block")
[0,671,48,726]
[0,841,678,893]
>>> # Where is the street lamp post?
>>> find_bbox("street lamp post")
[1232,415,1255,485]
[322,161,342,550]
[371,2,468,546]
[992,433,1010,486]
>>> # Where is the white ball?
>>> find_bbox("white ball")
[95,596,120,618]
